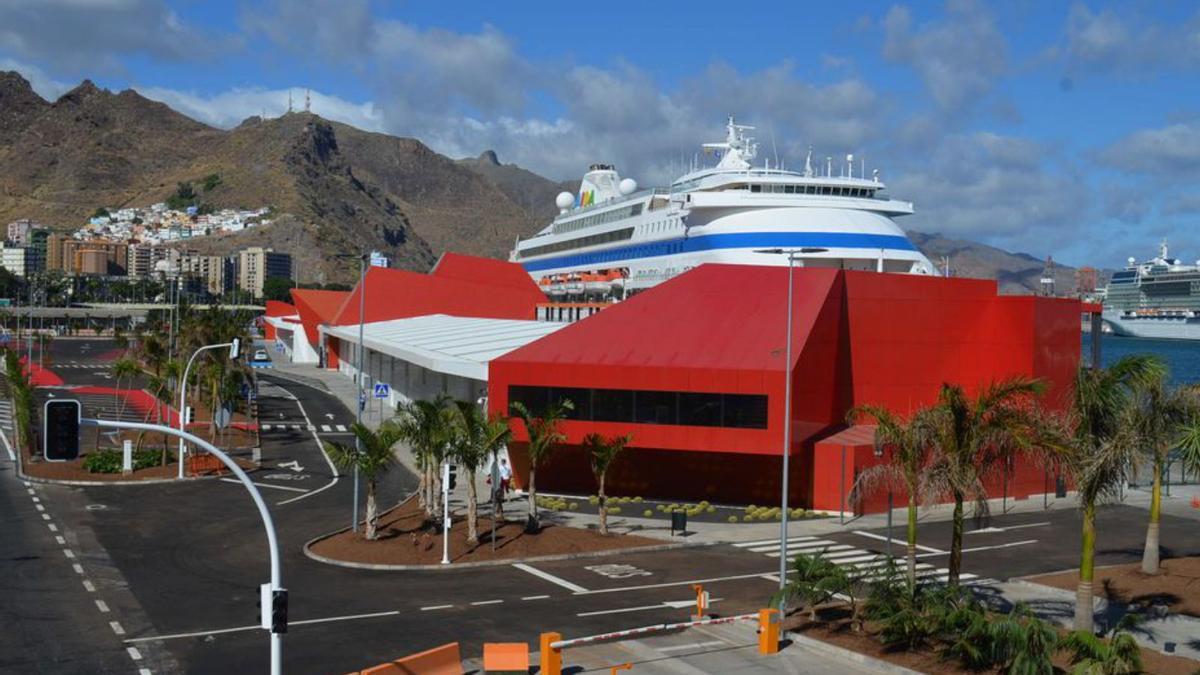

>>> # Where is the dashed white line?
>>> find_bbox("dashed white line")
[35,504,44,512]
[854,530,945,554]
[110,621,125,636]
[471,599,503,606]
[55,535,66,545]
[82,579,96,592]
[30,496,39,502]
[124,610,401,643]
[126,647,143,661]
[72,563,84,575]
[47,523,57,532]
[63,548,75,559]
[26,488,35,495]
[96,600,110,613]
[521,595,550,601]
[41,513,50,520]
[139,669,152,675]
[421,604,453,611]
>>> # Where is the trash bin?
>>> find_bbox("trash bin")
[671,511,687,536]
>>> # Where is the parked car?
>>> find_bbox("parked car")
[252,349,269,362]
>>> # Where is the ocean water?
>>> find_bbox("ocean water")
[1086,334,1200,385]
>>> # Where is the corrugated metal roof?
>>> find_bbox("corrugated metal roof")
[323,314,567,380]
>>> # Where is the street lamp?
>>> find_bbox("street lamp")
[178,338,242,479]
[335,253,370,532]
[754,246,828,607]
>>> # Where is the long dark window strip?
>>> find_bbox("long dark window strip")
[508,385,768,430]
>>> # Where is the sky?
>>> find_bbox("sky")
[3,0,1200,268]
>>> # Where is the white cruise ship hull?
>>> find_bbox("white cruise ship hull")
[1102,311,1200,340]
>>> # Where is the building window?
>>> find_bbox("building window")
[508,386,768,429]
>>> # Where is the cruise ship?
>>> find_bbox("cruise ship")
[510,118,936,299]
[1103,241,1200,340]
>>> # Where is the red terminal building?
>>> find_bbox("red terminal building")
[488,265,1082,514]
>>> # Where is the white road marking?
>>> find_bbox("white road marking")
[72,563,84,574]
[269,380,340,506]
[139,670,152,675]
[577,571,779,596]
[41,513,50,520]
[35,504,44,512]
[126,647,142,661]
[521,595,550,601]
[854,530,945,553]
[421,605,453,611]
[96,600,110,613]
[47,523,57,532]
[917,539,1039,557]
[320,424,331,432]
[577,598,721,617]
[0,425,14,460]
[110,621,125,635]
[734,535,819,548]
[63,548,75,559]
[512,563,589,593]
[657,640,727,653]
[470,599,503,606]
[83,579,95,592]
[31,496,39,503]
[966,522,1049,535]
[27,488,34,495]
[219,478,309,493]
[335,424,347,432]
[55,535,66,545]
[124,610,402,643]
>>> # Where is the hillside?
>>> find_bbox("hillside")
[0,71,1088,292]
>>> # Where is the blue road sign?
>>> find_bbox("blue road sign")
[373,383,390,399]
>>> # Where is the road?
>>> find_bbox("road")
[4,338,1197,673]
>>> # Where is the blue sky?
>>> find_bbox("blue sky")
[4,1,1200,268]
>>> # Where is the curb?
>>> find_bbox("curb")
[301,498,715,571]
[16,448,261,487]
[787,632,924,674]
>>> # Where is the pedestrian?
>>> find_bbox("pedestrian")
[498,457,512,499]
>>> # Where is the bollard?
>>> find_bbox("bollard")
[758,608,780,655]
[540,631,563,675]
[122,439,133,475]
[691,584,708,620]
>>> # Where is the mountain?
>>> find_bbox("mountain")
[0,73,558,284]
[0,72,1092,291]
[907,231,1084,295]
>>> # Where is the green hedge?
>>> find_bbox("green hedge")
[83,449,163,474]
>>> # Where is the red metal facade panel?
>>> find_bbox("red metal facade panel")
[290,289,351,346]
[489,265,1084,511]
[431,252,547,297]
[332,265,544,326]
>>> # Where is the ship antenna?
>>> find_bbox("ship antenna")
[771,127,779,171]
[804,147,813,177]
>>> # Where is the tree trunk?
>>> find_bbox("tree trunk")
[1075,500,1097,633]
[948,493,964,586]
[467,468,478,545]
[528,466,539,529]
[365,479,378,540]
[906,494,918,591]
[1142,455,1163,574]
[416,456,428,511]
[598,474,608,536]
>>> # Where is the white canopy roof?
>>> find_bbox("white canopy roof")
[321,314,567,381]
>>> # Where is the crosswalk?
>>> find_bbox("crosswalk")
[54,363,112,369]
[0,399,12,433]
[261,423,350,433]
[733,535,996,587]
[71,393,147,423]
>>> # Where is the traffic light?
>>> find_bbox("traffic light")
[43,400,81,462]
[260,584,287,633]
[271,589,288,634]
[446,463,458,491]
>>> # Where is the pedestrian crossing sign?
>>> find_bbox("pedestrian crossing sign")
[373,383,390,399]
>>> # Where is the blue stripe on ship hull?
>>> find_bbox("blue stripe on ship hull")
[519,231,918,272]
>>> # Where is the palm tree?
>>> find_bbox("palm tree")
[510,398,574,531]
[849,404,937,591]
[922,378,1062,586]
[769,550,843,621]
[110,357,141,421]
[1067,355,1165,633]
[1125,374,1200,574]
[395,395,454,519]
[325,422,404,540]
[582,432,631,536]
[1061,618,1143,675]
[449,400,512,544]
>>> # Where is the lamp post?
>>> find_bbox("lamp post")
[754,246,828,607]
[335,253,369,532]
[178,339,241,479]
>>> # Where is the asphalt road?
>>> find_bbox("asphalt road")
[6,338,1197,674]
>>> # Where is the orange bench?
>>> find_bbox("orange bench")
[354,642,463,675]
[482,643,529,672]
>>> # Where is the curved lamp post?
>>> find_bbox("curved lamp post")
[178,338,241,479]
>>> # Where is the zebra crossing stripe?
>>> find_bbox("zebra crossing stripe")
[320,424,332,432]
[335,424,347,432]
[766,544,853,558]
[306,425,315,431]
[734,536,819,548]
[748,538,833,552]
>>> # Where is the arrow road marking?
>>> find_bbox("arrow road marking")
[278,460,304,473]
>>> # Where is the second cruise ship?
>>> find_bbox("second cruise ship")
[511,117,936,299]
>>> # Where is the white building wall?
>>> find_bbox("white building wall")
[334,340,485,410]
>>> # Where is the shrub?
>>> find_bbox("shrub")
[608,507,621,515]
[742,515,754,522]
[588,495,600,505]
[728,516,739,523]
[632,496,643,503]
[643,510,653,518]
[706,505,716,513]
[568,502,578,510]
[82,449,160,473]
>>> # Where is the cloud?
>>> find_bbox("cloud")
[135,85,385,132]
[0,57,71,99]
[1098,122,1200,175]
[889,132,1088,250]
[1063,3,1200,74]
[881,0,1008,113]
[0,0,237,74]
